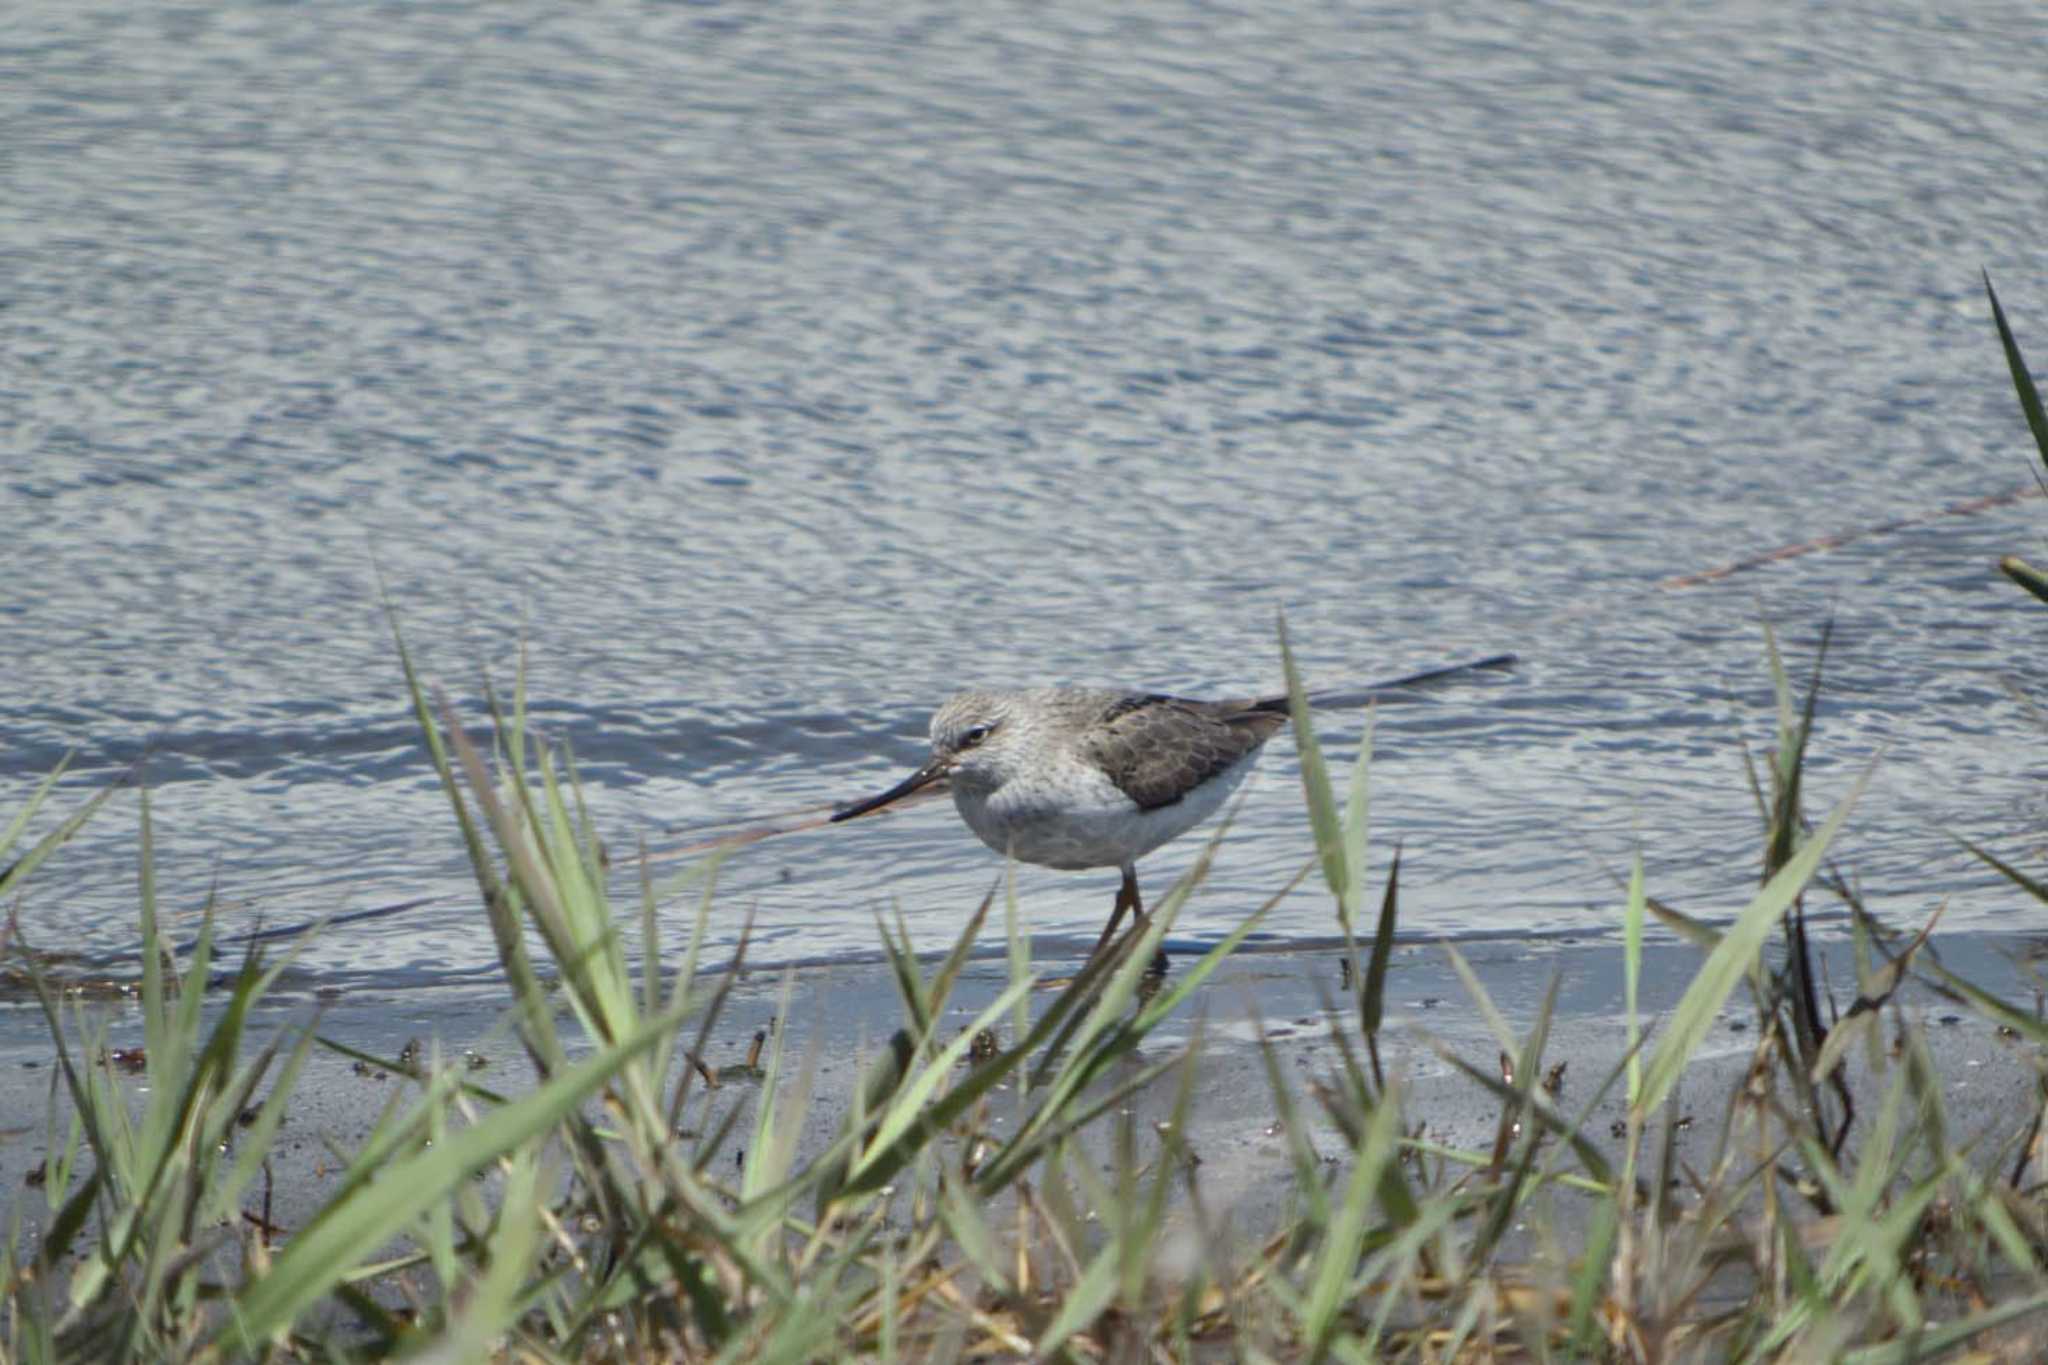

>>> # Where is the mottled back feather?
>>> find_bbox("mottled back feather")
[1080,694,1287,810]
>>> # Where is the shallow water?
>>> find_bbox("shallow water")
[5,0,2048,990]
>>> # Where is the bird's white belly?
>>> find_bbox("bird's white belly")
[952,752,1260,870]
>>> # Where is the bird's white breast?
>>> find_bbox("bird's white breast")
[951,750,1261,870]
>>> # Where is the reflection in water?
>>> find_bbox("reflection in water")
[3,0,2046,988]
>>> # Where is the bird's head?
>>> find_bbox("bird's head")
[829,689,1026,822]
[926,690,1026,795]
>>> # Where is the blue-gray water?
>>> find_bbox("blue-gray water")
[5,0,2047,991]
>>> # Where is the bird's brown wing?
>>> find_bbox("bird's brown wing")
[1082,695,1286,811]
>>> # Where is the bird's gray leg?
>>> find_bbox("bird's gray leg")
[1089,864,1144,960]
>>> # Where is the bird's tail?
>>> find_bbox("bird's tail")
[1255,652,1518,712]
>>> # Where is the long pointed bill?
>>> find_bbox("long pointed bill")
[830,754,952,822]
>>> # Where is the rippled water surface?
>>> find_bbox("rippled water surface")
[6,0,2048,989]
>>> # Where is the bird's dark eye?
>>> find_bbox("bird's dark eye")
[960,723,994,748]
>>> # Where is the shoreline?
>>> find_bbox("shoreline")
[6,926,2039,1245]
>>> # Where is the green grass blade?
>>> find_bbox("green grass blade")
[1279,612,1352,923]
[0,773,121,903]
[927,881,996,1028]
[433,1150,548,1359]
[1343,708,1372,890]
[138,789,164,1063]
[939,1177,1010,1296]
[385,598,501,911]
[1961,836,2048,906]
[1303,1083,1402,1354]
[0,753,72,866]
[1032,1240,1120,1359]
[1624,852,1645,1108]
[1637,765,1870,1118]
[1360,843,1400,1045]
[1838,1288,2048,1365]
[1566,1196,1619,1353]
[1915,955,2048,1049]
[2000,555,2048,607]
[1440,944,1519,1059]
[1985,270,2048,467]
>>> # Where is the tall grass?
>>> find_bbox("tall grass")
[6,547,2048,1353]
